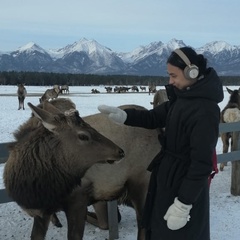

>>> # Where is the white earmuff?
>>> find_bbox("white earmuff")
[174,49,199,80]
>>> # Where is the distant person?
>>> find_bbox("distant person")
[98,47,224,240]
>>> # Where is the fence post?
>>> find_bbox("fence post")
[0,189,12,204]
[107,200,119,239]
[0,142,10,164]
[231,131,240,195]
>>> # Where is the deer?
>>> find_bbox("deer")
[3,99,124,240]
[39,88,60,103]
[17,83,27,110]
[220,87,240,171]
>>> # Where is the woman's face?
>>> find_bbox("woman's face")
[167,63,197,90]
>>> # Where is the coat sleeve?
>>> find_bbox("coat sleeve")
[124,101,170,129]
[178,112,219,204]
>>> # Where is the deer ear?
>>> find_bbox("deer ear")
[226,87,233,95]
[42,101,63,114]
[28,102,58,132]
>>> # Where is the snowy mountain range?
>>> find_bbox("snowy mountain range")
[1,38,240,76]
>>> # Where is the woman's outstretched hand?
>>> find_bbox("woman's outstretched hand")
[98,105,127,124]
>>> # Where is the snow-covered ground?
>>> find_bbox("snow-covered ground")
[0,85,239,240]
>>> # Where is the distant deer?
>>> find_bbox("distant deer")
[220,87,240,171]
[131,85,139,92]
[105,87,113,93]
[148,82,156,95]
[17,83,27,110]
[91,89,100,93]
[60,85,69,94]
[150,89,168,108]
[39,88,60,103]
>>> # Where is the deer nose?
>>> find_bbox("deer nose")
[119,148,125,158]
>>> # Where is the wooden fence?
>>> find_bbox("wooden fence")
[1,122,240,239]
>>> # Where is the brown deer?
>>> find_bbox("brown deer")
[39,88,60,103]
[60,85,69,94]
[3,99,124,240]
[150,89,168,108]
[148,82,156,95]
[17,83,27,110]
[220,87,240,171]
[140,86,146,91]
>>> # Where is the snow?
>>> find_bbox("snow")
[0,85,239,240]
[118,42,165,63]
[17,42,47,54]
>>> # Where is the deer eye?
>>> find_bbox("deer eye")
[78,133,89,141]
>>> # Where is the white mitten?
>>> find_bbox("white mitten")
[163,197,192,230]
[98,105,127,124]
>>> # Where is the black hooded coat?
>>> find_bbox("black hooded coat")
[124,68,224,240]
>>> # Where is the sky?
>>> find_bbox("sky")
[1,1,240,52]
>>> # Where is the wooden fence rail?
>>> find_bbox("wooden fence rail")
[1,122,240,239]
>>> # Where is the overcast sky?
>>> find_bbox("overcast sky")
[1,0,239,52]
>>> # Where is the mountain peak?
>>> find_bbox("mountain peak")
[166,39,187,49]
[52,38,113,58]
[200,41,238,53]
[17,42,47,54]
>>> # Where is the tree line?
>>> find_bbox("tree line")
[0,71,239,86]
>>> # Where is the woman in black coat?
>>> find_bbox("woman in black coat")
[98,47,224,240]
